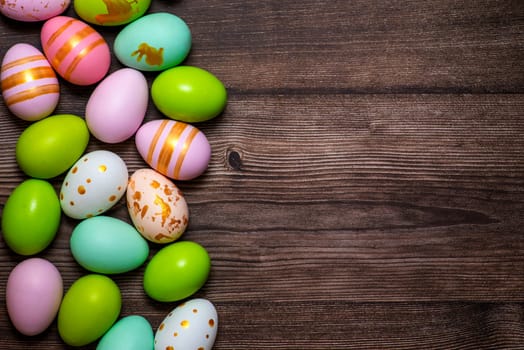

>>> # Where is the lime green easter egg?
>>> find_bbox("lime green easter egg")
[143,241,211,302]
[58,274,121,347]
[151,66,227,123]
[74,0,151,26]
[1,179,61,255]
[16,114,89,179]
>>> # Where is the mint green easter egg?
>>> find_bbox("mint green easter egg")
[96,315,154,350]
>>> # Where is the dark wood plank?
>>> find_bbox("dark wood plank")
[0,0,523,349]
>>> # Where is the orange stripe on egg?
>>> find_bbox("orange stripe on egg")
[52,26,95,69]
[1,66,55,91]
[1,55,43,73]
[157,122,187,176]
[173,127,199,179]
[64,38,105,81]
[4,84,59,105]
[46,19,75,47]
[146,119,169,164]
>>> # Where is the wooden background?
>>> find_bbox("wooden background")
[1,0,524,349]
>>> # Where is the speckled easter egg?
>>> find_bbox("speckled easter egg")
[60,150,128,219]
[86,68,148,143]
[74,0,151,26]
[0,0,70,22]
[41,16,110,85]
[114,12,191,71]
[1,43,59,121]
[154,299,218,350]
[127,168,189,244]
[135,119,211,181]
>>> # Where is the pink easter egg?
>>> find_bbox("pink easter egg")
[1,43,60,121]
[135,119,211,181]
[86,68,148,143]
[40,16,110,85]
[6,258,63,336]
[0,0,70,22]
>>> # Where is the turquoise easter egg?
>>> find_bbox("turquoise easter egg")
[113,12,191,71]
[96,315,154,350]
[70,216,150,274]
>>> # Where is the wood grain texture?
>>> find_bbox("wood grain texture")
[1,0,524,349]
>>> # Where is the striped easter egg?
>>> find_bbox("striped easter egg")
[1,43,59,121]
[40,16,110,86]
[135,120,211,181]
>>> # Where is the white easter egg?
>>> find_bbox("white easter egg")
[154,298,218,350]
[60,150,128,219]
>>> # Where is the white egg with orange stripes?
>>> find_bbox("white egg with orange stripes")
[135,119,211,181]
[1,43,59,121]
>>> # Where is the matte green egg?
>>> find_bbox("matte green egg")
[1,179,61,255]
[16,114,89,179]
[143,241,210,302]
[151,66,228,123]
[70,216,149,274]
[114,12,191,71]
[74,0,151,26]
[58,274,121,347]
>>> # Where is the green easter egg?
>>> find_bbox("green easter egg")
[16,114,89,179]
[58,274,121,347]
[1,179,61,255]
[114,12,191,71]
[96,315,154,350]
[151,66,227,123]
[143,241,210,302]
[74,0,151,26]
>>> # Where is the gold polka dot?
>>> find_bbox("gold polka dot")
[65,181,69,187]
[72,166,78,174]
[60,193,64,200]
[70,201,74,206]
[208,319,215,327]
[109,195,117,201]
[83,158,88,162]
[159,323,165,331]
[166,346,174,350]
[86,178,92,183]
[206,334,209,339]
[181,320,189,328]
[117,186,122,191]
[86,214,93,218]
[78,185,86,195]
[98,165,107,173]
[173,332,178,337]
[198,347,204,350]
[193,309,198,314]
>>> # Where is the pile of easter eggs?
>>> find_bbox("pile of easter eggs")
[1,1,226,349]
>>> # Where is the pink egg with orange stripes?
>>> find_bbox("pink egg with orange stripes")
[41,16,110,86]
[1,43,59,121]
[135,120,211,181]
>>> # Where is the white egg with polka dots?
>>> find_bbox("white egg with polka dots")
[60,150,128,219]
[155,298,218,350]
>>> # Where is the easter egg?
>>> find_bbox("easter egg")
[71,216,149,274]
[97,315,154,350]
[16,114,89,179]
[152,66,227,123]
[60,150,128,219]
[143,241,211,302]
[2,179,61,255]
[6,258,63,336]
[0,0,70,22]
[86,68,148,143]
[135,119,211,181]
[114,12,191,71]
[74,0,151,26]
[58,274,121,347]
[127,168,189,244]
[1,43,59,121]
[41,16,111,85]
[154,299,218,350]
